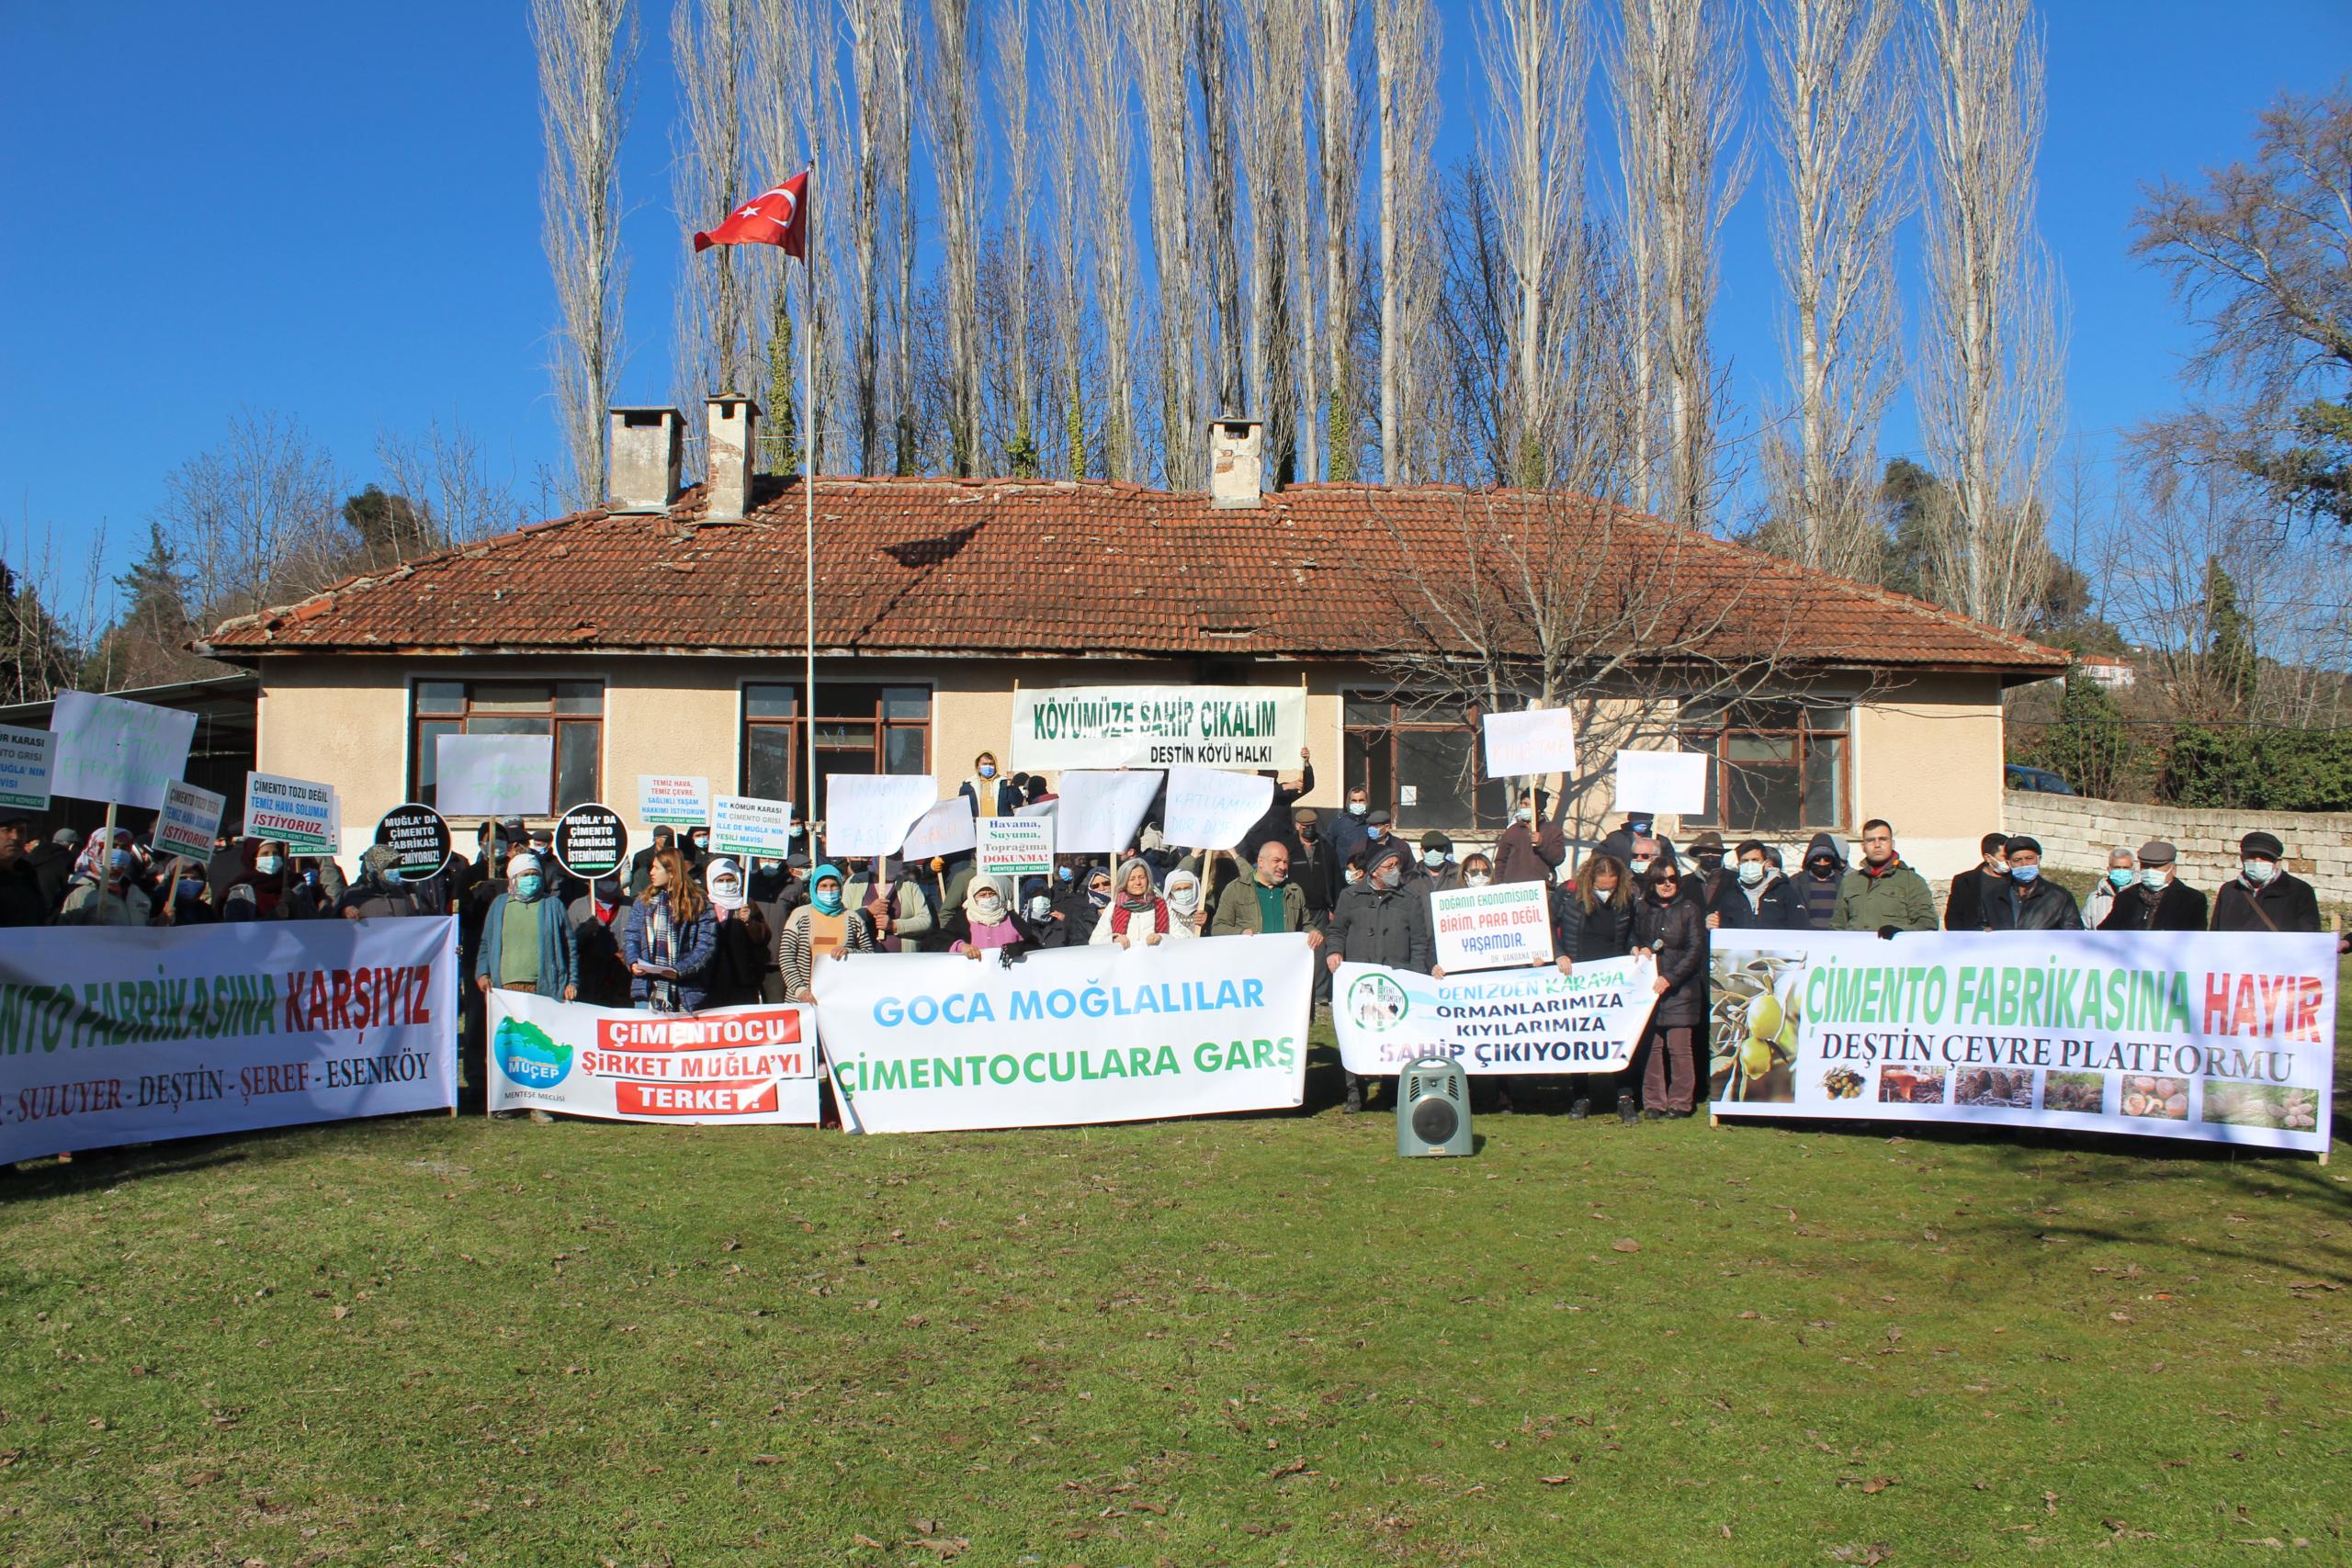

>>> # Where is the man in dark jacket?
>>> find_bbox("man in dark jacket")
[1328,782,1374,868]
[568,875,635,1006]
[0,816,49,927]
[1324,840,1435,1113]
[1714,840,1802,930]
[1982,836,2081,931]
[1237,749,1316,863]
[2210,830,2323,933]
[1600,812,1678,871]
[2098,840,2208,932]
[28,826,82,916]
[1689,831,1742,927]
[1787,833,1849,930]
[1492,788,1568,886]
[1943,832,2009,931]
[1291,808,1340,923]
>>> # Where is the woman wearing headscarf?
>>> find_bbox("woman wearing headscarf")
[621,847,718,1012]
[1553,852,1636,1122]
[1161,865,1205,935]
[940,874,1037,959]
[703,857,774,1008]
[474,852,580,1002]
[1091,858,1191,945]
[777,862,878,1001]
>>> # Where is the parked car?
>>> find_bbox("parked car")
[2004,763,2075,795]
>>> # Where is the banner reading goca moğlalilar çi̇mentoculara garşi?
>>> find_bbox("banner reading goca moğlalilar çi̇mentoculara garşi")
[1709,930,2335,1153]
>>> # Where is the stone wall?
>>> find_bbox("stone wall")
[2002,790,2352,906]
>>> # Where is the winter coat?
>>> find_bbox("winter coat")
[1038,888,1102,948]
[2210,871,2323,934]
[1328,810,1373,869]
[1491,817,1568,886]
[0,857,48,927]
[58,879,152,928]
[620,893,719,1010]
[1633,892,1705,1028]
[2098,879,2210,933]
[844,871,938,953]
[1981,876,2083,932]
[1209,870,1311,937]
[956,776,1022,818]
[1943,865,2000,931]
[776,902,878,997]
[1598,826,1680,870]
[1236,761,1315,864]
[1833,860,1938,934]
[1091,897,1195,943]
[706,908,774,1008]
[1553,887,1635,963]
[475,891,580,996]
[1324,879,1435,973]
[567,893,634,1007]
[938,908,1039,960]
[1292,834,1341,918]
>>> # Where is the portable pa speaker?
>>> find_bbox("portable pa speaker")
[1396,1055,1473,1156]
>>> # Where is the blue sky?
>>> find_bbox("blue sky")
[3,1,2346,616]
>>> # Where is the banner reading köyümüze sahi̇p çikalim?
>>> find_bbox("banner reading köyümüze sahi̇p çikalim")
[1709,930,2336,1153]
[810,933,1315,1133]
[0,917,458,1163]
[1008,684,1308,771]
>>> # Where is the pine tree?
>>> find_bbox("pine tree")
[2203,556,2257,716]
[763,279,802,477]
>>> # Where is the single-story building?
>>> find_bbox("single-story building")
[198,401,2066,881]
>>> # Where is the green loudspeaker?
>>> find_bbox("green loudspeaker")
[1396,1055,1473,1157]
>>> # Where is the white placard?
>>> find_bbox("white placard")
[489,991,819,1124]
[1009,684,1308,771]
[1613,749,1708,816]
[153,780,228,861]
[49,690,198,810]
[710,794,795,859]
[978,815,1055,877]
[639,773,712,829]
[1014,798,1057,819]
[1053,770,1164,854]
[1160,765,1274,850]
[1482,707,1578,779]
[0,725,55,810]
[824,773,941,857]
[1429,881,1557,972]
[1332,955,1658,1076]
[244,770,342,855]
[435,734,554,818]
[900,796,978,859]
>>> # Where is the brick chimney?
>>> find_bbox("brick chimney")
[1208,418,1264,509]
[606,407,684,513]
[704,395,761,522]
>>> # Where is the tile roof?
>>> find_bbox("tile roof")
[199,476,2068,676]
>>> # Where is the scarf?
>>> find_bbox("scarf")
[645,892,681,1013]
[1163,873,1202,919]
[1109,858,1168,937]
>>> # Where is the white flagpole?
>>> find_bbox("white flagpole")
[803,147,820,844]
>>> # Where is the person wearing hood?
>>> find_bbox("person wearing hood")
[702,858,773,1008]
[624,846,720,1010]
[942,874,1036,960]
[59,840,153,927]
[28,825,81,917]
[1091,858,1192,946]
[1048,863,1114,947]
[1832,820,1937,936]
[845,854,936,953]
[2210,830,2322,933]
[1943,832,2012,931]
[1599,811,1679,871]
[1631,860,1704,1118]
[1322,840,1430,1112]
[474,852,580,1002]
[568,874,635,1007]
[777,862,876,999]
[1786,833,1849,931]
[339,844,439,919]
[957,751,1021,819]
[2099,840,2209,932]
[1981,836,2082,931]
[161,864,217,925]
[1492,788,1569,886]
[1161,865,1207,933]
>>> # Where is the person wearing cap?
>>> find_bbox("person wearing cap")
[1418,830,1462,891]
[2211,830,2322,933]
[1689,830,1743,930]
[1599,811,1679,872]
[475,851,580,1004]
[1832,819,1937,936]
[0,815,47,927]
[1981,835,2082,931]
[1492,787,1568,886]
[1291,807,1340,921]
[2098,840,2208,932]
[1323,837,1431,1112]
[1943,831,2012,931]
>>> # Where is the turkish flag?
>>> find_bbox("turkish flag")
[693,169,808,258]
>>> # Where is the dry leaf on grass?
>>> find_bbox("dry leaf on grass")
[1611,1239,1641,1254]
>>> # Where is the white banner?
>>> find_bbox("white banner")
[1053,770,1163,854]
[245,770,341,855]
[901,796,978,859]
[1010,684,1307,771]
[488,990,819,1123]
[50,690,198,810]
[0,917,459,1164]
[711,794,795,859]
[1708,930,2337,1154]
[978,816,1054,877]
[1161,765,1274,850]
[154,780,228,861]
[811,934,1315,1133]
[825,773,940,857]
[435,734,553,818]
[0,724,55,810]
[1332,955,1658,1076]
[1613,750,1707,816]
[1430,881,1556,972]
[639,774,711,829]
[1481,707,1577,779]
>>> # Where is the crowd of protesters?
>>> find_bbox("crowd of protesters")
[5,742,2340,1123]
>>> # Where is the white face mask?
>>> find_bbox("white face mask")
[1344,867,1364,885]
[1465,872,1491,887]
[1737,861,1765,886]
[1347,801,1367,818]
[256,855,284,876]
[1513,807,1532,823]
[2243,859,2278,886]
[1422,850,1445,868]
[973,896,1003,920]
[1628,857,1652,876]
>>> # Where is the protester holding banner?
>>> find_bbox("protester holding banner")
[1236,749,1315,863]
[1163,865,1206,933]
[2098,840,2210,931]
[778,863,876,999]
[474,851,580,1004]
[1091,858,1191,946]
[2211,830,2323,933]
[1214,841,1321,944]
[1982,836,2084,931]
[1631,860,1705,1117]
[843,855,936,953]
[1832,820,1938,936]
[1491,788,1568,886]
[339,844,440,920]
[941,874,1038,959]
[1550,853,1637,1120]
[58,840,153,927]
[567,876,634,1006]
[624,848,719,1010]
[1323,840,1429,1112]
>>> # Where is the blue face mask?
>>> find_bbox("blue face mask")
[812,884,844,915]
[178,878,204,901]
[515,874,543,901]
[979,763,996,778]
[2009,863,2041,884]
[2107,867,2133,888]
[1366,826,1385,840]
[2138,867,2167,891]
[1057,866,1073,883]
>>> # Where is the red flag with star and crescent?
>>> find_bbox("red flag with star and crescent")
[693,169,809,258]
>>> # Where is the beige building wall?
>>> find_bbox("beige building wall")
[1852,672,2007,883]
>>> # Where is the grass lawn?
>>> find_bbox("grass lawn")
[3,969,2347,1566]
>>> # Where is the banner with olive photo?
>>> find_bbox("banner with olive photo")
[1707,931,2336,1156]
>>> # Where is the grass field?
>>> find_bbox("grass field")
[3,972,2347,1566]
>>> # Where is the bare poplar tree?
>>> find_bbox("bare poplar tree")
[1238,0,1308,480]
[1125,0,1204,488]
[1044,0,1092,477]
[533,0,636,510]
[890,0,922,472]
[993,0,1042,472]
[1075,0,1139,479]
[1914,0,2065,629]
[751,0,839,474]
[1761,0,1906,579]
[1374,0,1439,483]
[155,412,345,618]
[1314,0,1364,480]
[842,0,900,473]
[673,0,755,456]
[1612,0,1747,529]
[1196,0,1247,417]
[928,0,985,474]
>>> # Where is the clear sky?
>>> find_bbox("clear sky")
[3,1,2346,616]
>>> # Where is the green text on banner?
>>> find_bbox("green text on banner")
[488,991,819,1123]
[1429,882,1556,972]
[0,725,56,810]
[1010,684,1307,771]
[977,815,1054,877]
[245,771,341,854]
[49,690,198,810]
[154,780,228,861]
[1331,956,1658,1075]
